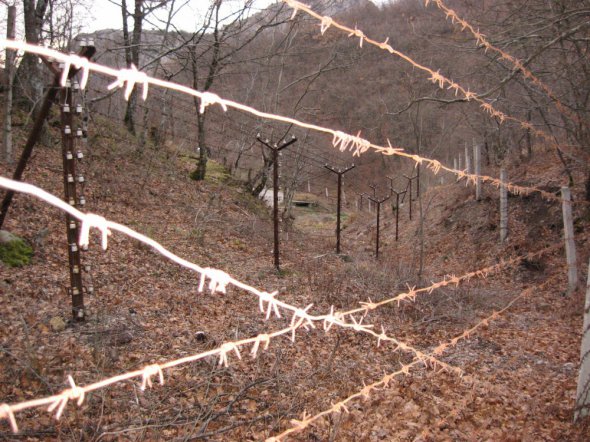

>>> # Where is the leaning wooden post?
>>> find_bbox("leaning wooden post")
[561,186,578,295]
[500,169,508,243]
[574,257,590,421]
[473,141,482,201]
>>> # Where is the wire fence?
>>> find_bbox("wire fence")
[0,39,566,203]
[0,24,583,438]
[281,0,586,163]
[0,173,567,435]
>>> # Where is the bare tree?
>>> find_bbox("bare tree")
[15,0,49,115]
[116,0,172,134]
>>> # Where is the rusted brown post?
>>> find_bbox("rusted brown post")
[256,134,297,271]
[325,163,355,254]
[0,45,95,230]
[61,83,85,321]
[367,192,391,259]
[416,165,421,198]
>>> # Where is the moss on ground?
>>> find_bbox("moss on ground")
[190,160,230,184]
[0,235,33,267]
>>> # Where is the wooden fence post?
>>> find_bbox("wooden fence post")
[465,143,472,174]
[500,169,508,243]
[574,257,590,421]
[473,141,482,201]
[561,187,578,295]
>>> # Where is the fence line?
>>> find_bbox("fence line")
[0,172,563,433]
[339,242,563,319]
[0,175,463,432]
[0,39,566,204]
[281,1,586,164]
[0,37,580,436]
[426,0,580,123]
[267,275,560,440]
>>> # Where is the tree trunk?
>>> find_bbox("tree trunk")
[3,5,16,164]
[16,0,49,116]
[194,111,208,180]
[121,0,143,134]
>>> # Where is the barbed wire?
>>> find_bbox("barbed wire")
[267,274,560,440]
[0,174,462,432]
[340,242,563,319]
[0,15,580,436]
[281,0,586,163]
[0,39,565,204]
[1,170,564,326]
[0,173,568,431]
[425,0,580,123]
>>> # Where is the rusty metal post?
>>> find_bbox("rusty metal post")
[61,85,85,321]
[416,165,421,198]
[367,193,391,259]
[256,134,297,270]
[325,163,355,254]
[0,45,95,230]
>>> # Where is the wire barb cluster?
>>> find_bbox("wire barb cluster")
[107,64,149,101]
[78,213,110,250]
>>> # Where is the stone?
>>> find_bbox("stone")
[50,316,66,332]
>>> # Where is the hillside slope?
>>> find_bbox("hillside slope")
[0,101,588,440]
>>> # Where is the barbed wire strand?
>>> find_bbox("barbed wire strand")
[266,274,560,441]
[425,0,580,123]
[0,173,565,336]
[281,0,585,163]
[340,241,563,319]
[0,39,565,204]
[0,174,465,432]
[0,175,565,432]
